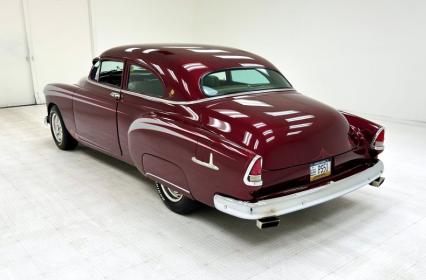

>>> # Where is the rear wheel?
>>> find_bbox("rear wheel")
[49,105,78,150]
[156,182,199,215]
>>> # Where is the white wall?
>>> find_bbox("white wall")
[193,0,426,122]
[24,0,93,103]
[0,0,35,107]
[90,0,198,54]
[4,0,425,122]
[1,0,197,108]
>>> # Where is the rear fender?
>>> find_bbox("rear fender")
[143,154,192,198]
[127,115,257,206]
[127,116,199,197]
[190,129,257,205]
[340,111,384,154]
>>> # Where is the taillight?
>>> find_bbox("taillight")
[244,155,263,187]
[371,127,385,150]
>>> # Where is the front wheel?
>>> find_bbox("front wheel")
[156,182,199,215]
[49,105,78,150]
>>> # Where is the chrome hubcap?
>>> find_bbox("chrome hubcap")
[51,113,63,143]
[160,183,183,202]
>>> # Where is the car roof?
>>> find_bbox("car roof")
[99,44,279,102]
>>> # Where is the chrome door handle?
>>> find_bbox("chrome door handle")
[191,153,219,171]
[110,91,121,100]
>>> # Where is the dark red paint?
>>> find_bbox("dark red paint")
[44,44,384,207]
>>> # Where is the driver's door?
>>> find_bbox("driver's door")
[73,59,123,156]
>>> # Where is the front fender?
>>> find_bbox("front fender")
[44,83,78,138]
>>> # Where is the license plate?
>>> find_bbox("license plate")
[310,159,331,182]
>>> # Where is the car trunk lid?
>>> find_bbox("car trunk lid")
[196,90,353,170]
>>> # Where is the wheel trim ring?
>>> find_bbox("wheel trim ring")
[160,183,183,202]
[51,113,63,143]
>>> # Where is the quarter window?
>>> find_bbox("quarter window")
[127,64,165,98]
[98,60,124,87]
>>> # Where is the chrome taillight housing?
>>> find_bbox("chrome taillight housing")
[371,127,385,151]
[244,155,263,187]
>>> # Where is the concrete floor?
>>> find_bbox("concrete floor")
[0,105,424,280]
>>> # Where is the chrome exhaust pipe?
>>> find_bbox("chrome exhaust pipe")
[369,177,385,187]
[256,217,280,229]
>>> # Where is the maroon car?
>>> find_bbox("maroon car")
[44,44,385,229]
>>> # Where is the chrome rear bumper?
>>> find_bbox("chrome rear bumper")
[214,160,384,220]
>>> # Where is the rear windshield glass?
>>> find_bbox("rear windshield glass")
[201,68,292,97]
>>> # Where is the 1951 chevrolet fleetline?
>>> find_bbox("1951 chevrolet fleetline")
[44,44,385,229]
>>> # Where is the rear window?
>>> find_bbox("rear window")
[201,68,291,97]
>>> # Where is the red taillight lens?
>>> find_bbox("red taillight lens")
[245,155,263,186]
[371,127,385,150]
[251,158,262,176]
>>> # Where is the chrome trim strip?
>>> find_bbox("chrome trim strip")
[87,78,294,105]
[191,153,219,171]
[370,127,385,150]
[214,160,384,220]
[121,89,175,105]
[145,172,190,194]
[243,155,263,187]
[85,84,292,108]
[121,88,294,105]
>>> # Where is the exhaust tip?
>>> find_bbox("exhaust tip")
[370,176,385,187]
[256,217,280,229]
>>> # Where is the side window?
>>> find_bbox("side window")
[98,60,124,87]
[127,64,165,98]
[89,60,100,81]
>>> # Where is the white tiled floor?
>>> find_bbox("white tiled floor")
[0,105,425,280]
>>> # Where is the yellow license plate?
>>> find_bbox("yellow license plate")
[310,159,331,182]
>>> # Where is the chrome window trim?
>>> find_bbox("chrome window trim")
[370,126,385,150]
[86,78,295,105]
[145,172,190,194]
[122,85,294,105]
[121,89,173,104]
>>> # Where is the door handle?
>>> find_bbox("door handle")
[110,91,121,100]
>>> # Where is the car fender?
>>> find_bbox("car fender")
[44,83,78,138]
[127,116,198,197]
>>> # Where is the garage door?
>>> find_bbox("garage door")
[0,0,35,107]
[25,0,93,104]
